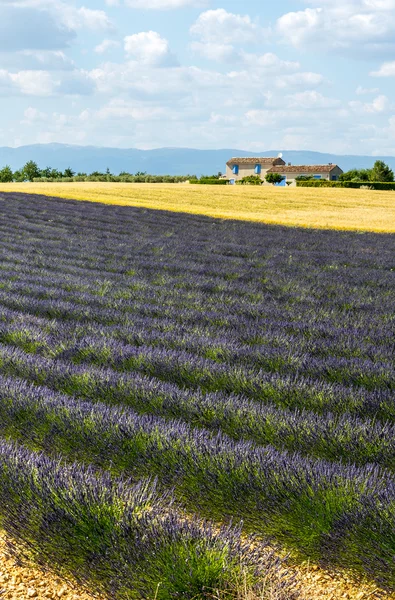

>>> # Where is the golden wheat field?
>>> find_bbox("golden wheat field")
[1,182,394,232]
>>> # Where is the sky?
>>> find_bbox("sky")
[0,0,395,154]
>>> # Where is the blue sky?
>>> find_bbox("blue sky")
[1,0,394,154]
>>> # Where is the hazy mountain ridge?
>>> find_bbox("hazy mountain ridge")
[0,144,394,176]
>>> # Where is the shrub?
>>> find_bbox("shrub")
[296,180,395,190]
[196,178,229,185]
[265,173,285,185]
[240,175,262,185]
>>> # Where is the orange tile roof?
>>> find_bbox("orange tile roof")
[226,157,285,166]
[267,164,342,174]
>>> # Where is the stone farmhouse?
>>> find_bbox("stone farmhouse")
[225,156,343,186]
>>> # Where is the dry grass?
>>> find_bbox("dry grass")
[1,182,394,232]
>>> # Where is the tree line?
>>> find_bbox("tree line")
[0,161,194,183]
[338,160,394,182]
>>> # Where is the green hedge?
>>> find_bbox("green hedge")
[195,178,229,185]
[296,180,395,190]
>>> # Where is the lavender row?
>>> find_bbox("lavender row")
[0,206,394,317]
[0,340,393,446]
[0,247,393,330]
[0,289,394,402]
[1,195,394,279]
[0,438,295,600]
[0,354,394,471]
[0,272,393,363]
[0,376,393,588]
[1,279,392,364]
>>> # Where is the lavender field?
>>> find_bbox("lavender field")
[0,191,394,598]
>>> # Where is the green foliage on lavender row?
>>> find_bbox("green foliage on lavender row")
[0,439,291,600]
[0,376,394,590]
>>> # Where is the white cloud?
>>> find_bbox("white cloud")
[11,70,55,96]
[0,66,94,97]
[277,8,323,47]
[240,51,299,72]
[275,72,324,88]
[356,85,380,94]
[21,107,47,124]
[190,9,264,44]
[363,0,395,9]
[0,50,75,71]
[244,109,279,127]
[95,39,120,54]
[124,31,177,66]
[286,90,340,109]
[56,4,114,32]
[84,99,173,121]
[125,0,207,8]
[371,61,395,76]
[190,42,236,62]
[0,5,75,51]
[349,94,391,113]
[0,1,114,54]
[276,0,395,56]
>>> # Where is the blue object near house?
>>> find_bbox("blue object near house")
[275,176,287,187]
[232,165,239,175]
[255,164,261,175]
[229,179,236,185]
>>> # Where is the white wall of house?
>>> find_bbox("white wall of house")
[225,164,271,181]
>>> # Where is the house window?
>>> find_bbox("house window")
[255,164,261,175]
[232,165,239,175]
[331,175,338,181]
[313,175,322,179]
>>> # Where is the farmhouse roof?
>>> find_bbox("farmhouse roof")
[267,164,342,174]
[226,157,285,166]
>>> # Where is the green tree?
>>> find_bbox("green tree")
[370,160,394,182]
[22,160,40,182]
[0,165,13,182]
[63,167,75,178]
[339,169,371,182]
[13,169,24,182]
[50,168,63,179]
[265,172,285,185]
[40,166,53,178]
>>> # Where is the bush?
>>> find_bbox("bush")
[195,178,229,185]
[296,180,395,190]
[265,173,285,185]
[240,175,262,185]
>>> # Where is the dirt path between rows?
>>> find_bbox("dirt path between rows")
[0,532,391,600]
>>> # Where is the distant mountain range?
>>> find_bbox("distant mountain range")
[0,144,394,176]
